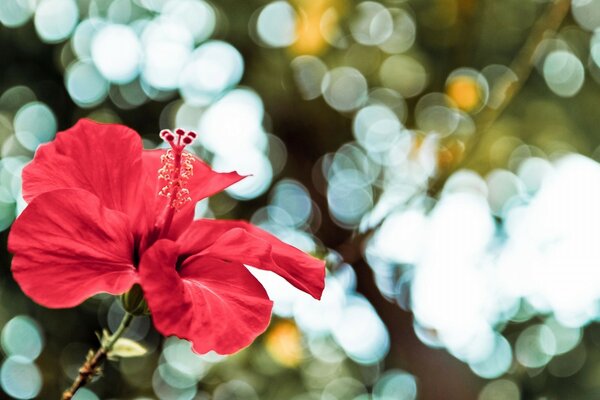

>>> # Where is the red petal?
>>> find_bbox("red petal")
[142,149,245,238]
[8,189,137,308]
[139,239,273,354]
[179,220,325,300]
[22,119,151,230]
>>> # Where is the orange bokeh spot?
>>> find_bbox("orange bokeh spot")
[446,76,482,112]
[438,140,465,170]
[265,320,303,367]
[289,0,346,55]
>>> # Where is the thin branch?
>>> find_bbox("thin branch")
[428,0,571,195]
[61,313,134,400]
[336,0,571,258]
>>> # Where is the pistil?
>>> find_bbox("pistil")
[155,128,197,238]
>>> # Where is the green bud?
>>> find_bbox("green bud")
[120,284,150,316]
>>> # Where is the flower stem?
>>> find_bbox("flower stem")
[61,312,134,400]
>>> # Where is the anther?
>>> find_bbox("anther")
[159,129,175,143]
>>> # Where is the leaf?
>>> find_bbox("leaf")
[109,338,148,358]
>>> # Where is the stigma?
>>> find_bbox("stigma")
[157,128,197,210]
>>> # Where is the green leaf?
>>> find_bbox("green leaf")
[109,338,148,358]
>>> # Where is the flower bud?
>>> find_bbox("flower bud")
[120,284,150,316]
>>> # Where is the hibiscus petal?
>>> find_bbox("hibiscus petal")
[8,189,137,308]
[22,119,149,225]
[142,149,245,238]
[178,220,325,300]
[139,239,273,354]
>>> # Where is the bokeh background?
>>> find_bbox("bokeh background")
[1,0,600,398]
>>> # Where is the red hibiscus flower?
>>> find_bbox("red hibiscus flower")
[8,119,325,354]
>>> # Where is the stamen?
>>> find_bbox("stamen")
[157,129,197,210]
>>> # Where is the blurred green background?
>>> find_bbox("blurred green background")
[2,0,600,399]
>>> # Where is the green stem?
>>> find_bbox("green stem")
[104,312,134,350]
[60,312,134,400]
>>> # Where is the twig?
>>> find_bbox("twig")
[61,313,134,400]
